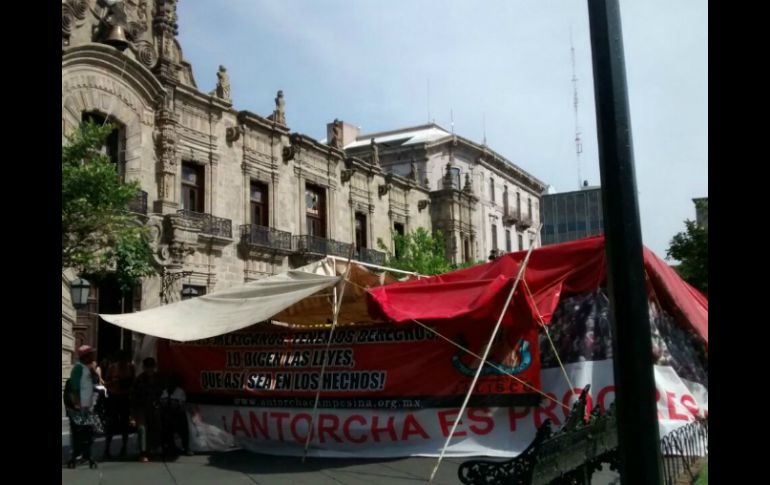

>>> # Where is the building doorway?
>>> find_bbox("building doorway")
[74,274,139,365]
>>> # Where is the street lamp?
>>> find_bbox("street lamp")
[70,277,91,308]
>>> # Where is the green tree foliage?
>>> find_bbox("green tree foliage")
[378,227,454,275]
[667,201,708,294]
[62,121,157,293]
[377,227,486,275]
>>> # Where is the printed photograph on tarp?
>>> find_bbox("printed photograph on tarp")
[540,287,708,387]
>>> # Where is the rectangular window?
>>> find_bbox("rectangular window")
[516,192,521,219]
[518,234,524,251]
[250,180,269,227]
[505,230,512,252]
[503,187,509,214]
[393,222,405,258]
[491,224,498,250]
[355,213,367,249]
[181,162,205,213]
[450,167,461,189]
[305,184,326,238]
[490,178,496,203]
[528,197,532,219]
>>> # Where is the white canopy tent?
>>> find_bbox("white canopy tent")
[99,259,341,342]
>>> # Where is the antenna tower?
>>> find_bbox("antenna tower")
[571,30,583,189]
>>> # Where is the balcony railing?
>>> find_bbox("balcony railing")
[503,210,520,226]
[177,210,232,239]
[293,235,353,258]
[516,215,533,230]
[358,248,386,265]
[127,190,148,215]
[240,224,292,252]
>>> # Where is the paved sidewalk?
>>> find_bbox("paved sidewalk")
[62,450,469,485]
[62,449,620,485]
[62,421,619,484]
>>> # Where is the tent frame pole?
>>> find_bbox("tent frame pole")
[325,254,420,277]
[428,242,536,483]
[302,251,355,461]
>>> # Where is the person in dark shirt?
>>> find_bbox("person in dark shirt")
[160,374,193,456]
[130,357,163,463]
[104,350,135,458]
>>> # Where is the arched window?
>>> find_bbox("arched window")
[81,112,125,180]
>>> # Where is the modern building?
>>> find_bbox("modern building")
[540,181,603,245]
[693,197,708,229]
[61,0,545,369]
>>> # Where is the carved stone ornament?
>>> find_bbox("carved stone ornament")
[341,168,355,184]
[378,183,391,198]
[134,40,158,68]
[330,119,343,149]
[269,90,286,125]
[418,200,430,211]
[370,139,380,166]
[147,217,171,266]
[282,145,296,163]
[226,125,243,144]
[169,241,196,264]
[70,0,88,20]
[463,172,473,194]
[214,65,231,101]
[62,4,74,36]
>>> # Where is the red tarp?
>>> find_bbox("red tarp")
[367,236,707,345]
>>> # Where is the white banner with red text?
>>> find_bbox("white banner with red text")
[184,359,707,458]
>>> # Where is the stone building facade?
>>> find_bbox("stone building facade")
[61,0,545,363]
[342,124,545,261]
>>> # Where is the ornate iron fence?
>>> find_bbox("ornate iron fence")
[458,385,707,485]
[293,235,353,258]
[177,210,232,239]
[358,247,386,265]
[240,224,292,252]
[661,417,708,485]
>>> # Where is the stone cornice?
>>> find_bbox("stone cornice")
[238,110,290,137]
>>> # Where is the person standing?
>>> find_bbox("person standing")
[104,350,135,458]
[131,357,163,463]
[160,374,193,456]
[65,345,100,469]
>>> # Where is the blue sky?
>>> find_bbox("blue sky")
[176,0,707,259]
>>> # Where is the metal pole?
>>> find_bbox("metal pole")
[586,1,663,484]
[429,240,536,483]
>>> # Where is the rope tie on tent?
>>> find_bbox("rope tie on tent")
[409,319,569,411]
[522,279,575,392]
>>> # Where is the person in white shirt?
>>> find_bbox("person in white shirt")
[160,374,193,456]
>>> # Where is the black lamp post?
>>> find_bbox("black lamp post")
[587,1,663,483]
[70,277,91,308]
